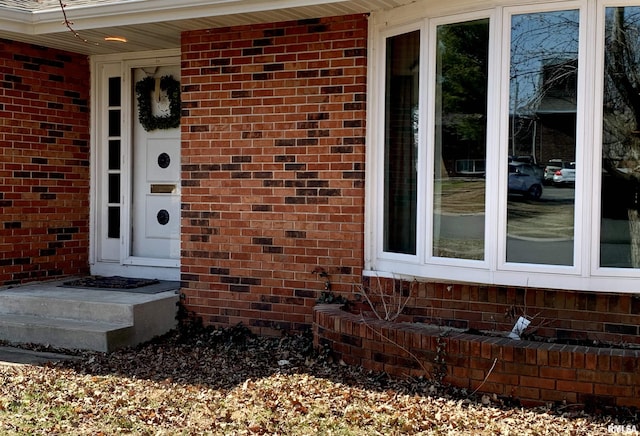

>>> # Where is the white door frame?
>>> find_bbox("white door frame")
[90,49,181,281]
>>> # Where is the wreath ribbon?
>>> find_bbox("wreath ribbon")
[135,75,181,131]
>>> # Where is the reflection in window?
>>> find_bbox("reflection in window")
[433,19,489,260]
[602,7,640,268]
[383,31,420,254]
[507,10,578,265]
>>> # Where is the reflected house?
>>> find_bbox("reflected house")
[506,57,578,266]
[512,58,578,165]
[442,109,489,178]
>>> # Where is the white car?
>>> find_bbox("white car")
[544,159,564,183]
[553,162,576,185]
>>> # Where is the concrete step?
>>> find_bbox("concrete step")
[0,282,179,323]
[0,313,133,352]
[0,292,135,324]
[0,279,180,352]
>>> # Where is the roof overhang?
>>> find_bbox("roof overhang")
[0,0,405,55]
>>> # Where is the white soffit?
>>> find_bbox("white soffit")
[0,0,408,55]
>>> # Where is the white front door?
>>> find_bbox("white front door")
[131,66,180,260]
[91,54,181,280]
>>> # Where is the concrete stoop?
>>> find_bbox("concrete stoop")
[0,279,180,352]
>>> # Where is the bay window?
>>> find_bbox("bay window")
[368,1,640,293]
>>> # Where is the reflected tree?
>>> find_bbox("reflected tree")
[436,19,489,171]
[604,7,640,266]
[509,11,578,162]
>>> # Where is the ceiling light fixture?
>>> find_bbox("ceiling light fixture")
[104,36,127,43]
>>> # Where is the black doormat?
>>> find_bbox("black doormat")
[60,276,175,294]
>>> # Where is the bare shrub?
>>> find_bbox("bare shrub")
[355,275,415,322]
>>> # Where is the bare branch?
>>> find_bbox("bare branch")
[356,275,413,322]
[58,0,98,45]
[469,358,498,397]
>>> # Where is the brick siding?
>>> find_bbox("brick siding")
[180,15,368,334]
[0,39,90,285]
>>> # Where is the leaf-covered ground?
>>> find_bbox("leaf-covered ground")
[0,326,636,435]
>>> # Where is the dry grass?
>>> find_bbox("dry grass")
[434,179,485,215]
[507,199,574,240]
[0,327,629,435]
[435,178,575,239]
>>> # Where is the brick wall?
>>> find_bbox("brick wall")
[0,39,90,286]
[366,280,640,347]
[314,303,640,409]
[180,15,368,334]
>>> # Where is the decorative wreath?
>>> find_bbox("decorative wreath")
[135,75,181,131]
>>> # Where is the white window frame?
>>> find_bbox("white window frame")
[497,2,587,280]
[366,0,640,293]
[591,0,640,282]
[370,20,427,267]
[425,10,498,273]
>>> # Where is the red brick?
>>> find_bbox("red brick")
[556,380,593,394]
[520,375,555,390]
[572,352,586,369]
[536,349,548,366]
[539,367,576,380]
[541,389,577,404]
[616,372,636,386]
[0,40,90,286]
[594,383,633,397]
[487,372,519,386]
[560,349,573,368]
[597,353,611,371]
[585,352,597,370]
[500,345,514,362]
[452,366,469,379]
[481,341,493,359]
[576,369,614,384]
[503,362,539,377]
[616,397,640,409]
[514,386,540,401]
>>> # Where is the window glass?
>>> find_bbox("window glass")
[601,7,640,268]
[433,19,489,260]
[108,140,120,170]
[108,174,120,204]
[108,77,121,107]
[106,76,121,241]
[107,206,120,239]
[383,30,420,254]
[108,109,121,137]
[506,10,579,265]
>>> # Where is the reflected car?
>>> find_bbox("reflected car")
[544,159,565,183]
[508,162,543,200]
[553,162,576,185]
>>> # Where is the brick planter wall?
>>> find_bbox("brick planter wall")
[314,304,640,409]
[0,40,90,286]
[179,15,368,334]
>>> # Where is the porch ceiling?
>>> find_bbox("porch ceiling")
[0,0,408,56]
